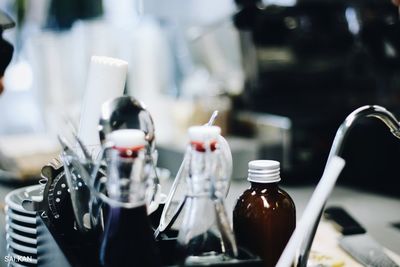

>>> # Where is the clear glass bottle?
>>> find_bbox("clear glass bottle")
[177,125,238,265]
[99,129,160,267]
[233,160,296,267]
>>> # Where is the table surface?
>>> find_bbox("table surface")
[0,180,399,267]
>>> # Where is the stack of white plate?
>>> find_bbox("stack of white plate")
[5,185,42,266]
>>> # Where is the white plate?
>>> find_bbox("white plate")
[6,218,37,235]
[5,206,36,218]
[6,211,37,225]
[6,227,37,245]
[8,249,37,264]
[6,215,37,228]
[6,236,37,254]
[5,185,42,215]
[6,234,36,251]
[10,261,35,267]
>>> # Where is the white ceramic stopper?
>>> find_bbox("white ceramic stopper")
[188,125,221,142]
[106,129,146,148]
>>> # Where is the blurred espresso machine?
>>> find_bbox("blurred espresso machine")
[233,0,400,195]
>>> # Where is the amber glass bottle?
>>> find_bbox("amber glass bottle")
[233,160,296,267]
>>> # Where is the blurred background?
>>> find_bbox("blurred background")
[0,0,399,196]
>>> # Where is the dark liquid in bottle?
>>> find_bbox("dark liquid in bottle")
[100,204,160,267]
[233,183,295,267]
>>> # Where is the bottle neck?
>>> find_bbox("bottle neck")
[187,147,222,197]
[250,181,279,190]
[105,148,147,206]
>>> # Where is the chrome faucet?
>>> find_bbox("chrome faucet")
[296,105,400,267]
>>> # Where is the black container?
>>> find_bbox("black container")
[36,205,263,267]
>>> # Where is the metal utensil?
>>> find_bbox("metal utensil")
[154,150,189,237]
[62,116,92,160]
[99,96,155,147]
[324,206,399,267]
[73,134,92,161]
[58,136,93,232]
[26,158,76,234]
[207,110,219,126]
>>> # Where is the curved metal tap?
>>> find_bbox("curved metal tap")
[326,105,400,161]
[296,105,400,267]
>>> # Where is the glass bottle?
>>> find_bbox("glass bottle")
[155,130,232,237]
[233,160,296,267]
[177,125,238,265]
[99,129,160,267]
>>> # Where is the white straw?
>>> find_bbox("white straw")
[276,155,346,267]
[78,56,128,148]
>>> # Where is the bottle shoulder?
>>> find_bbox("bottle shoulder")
[234,185,296,212]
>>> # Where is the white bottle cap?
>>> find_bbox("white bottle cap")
[106,129,146,148]
[188,125,221,142]
[248,160,281,183]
